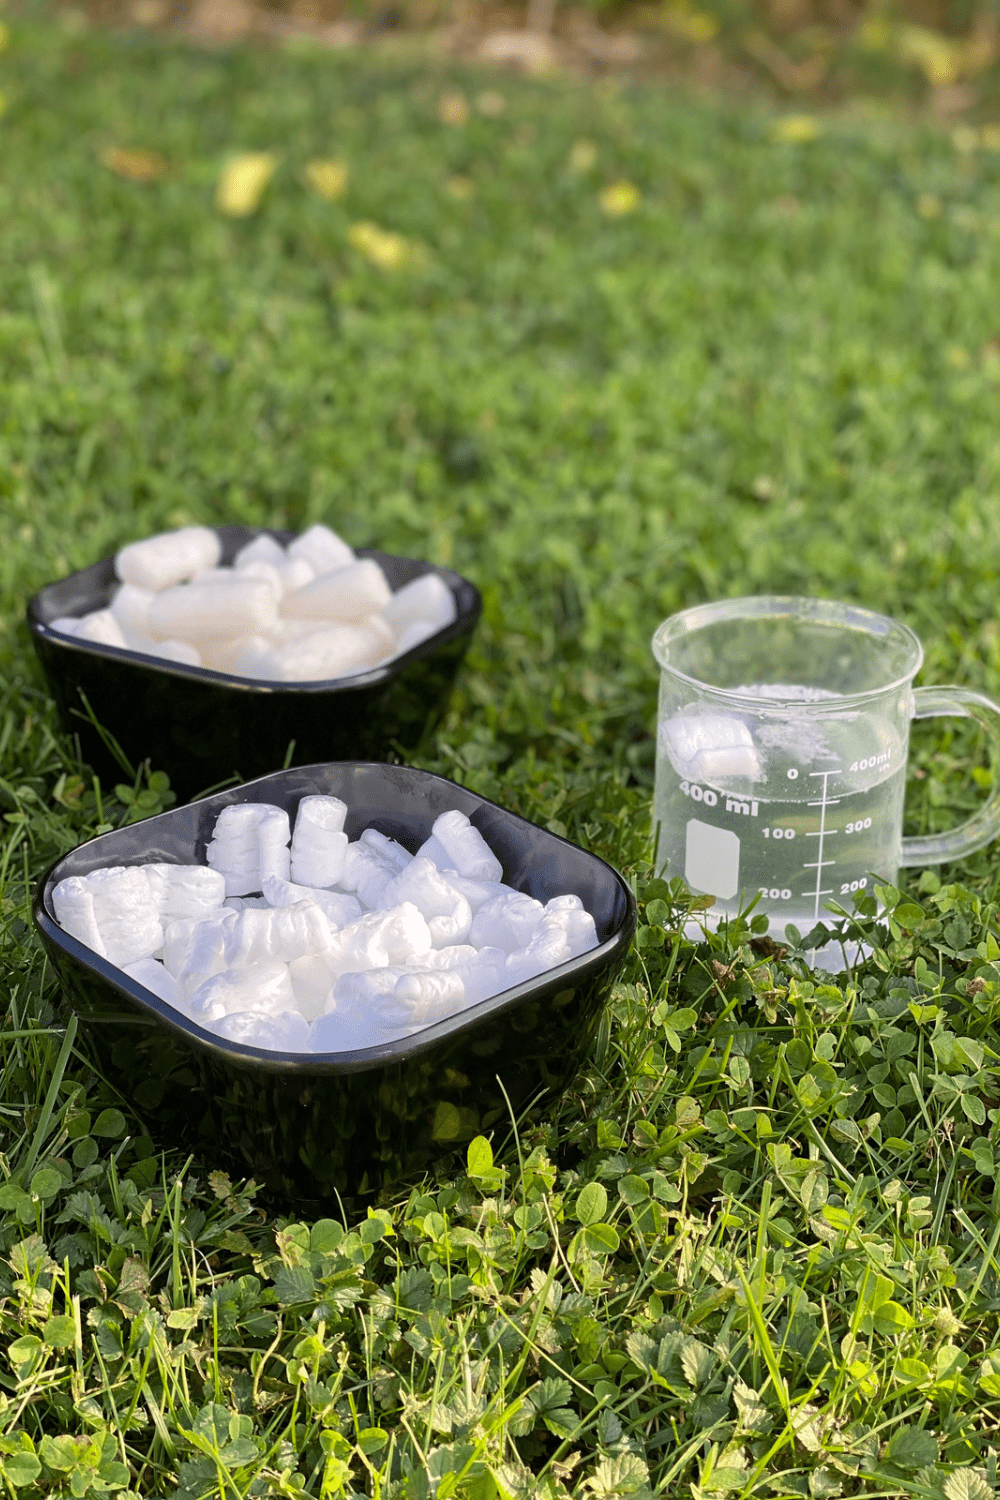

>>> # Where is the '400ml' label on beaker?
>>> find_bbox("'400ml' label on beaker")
[653,694,906,934]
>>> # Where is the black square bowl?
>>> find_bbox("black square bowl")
[27,526,482,801]
[33,763,637,1205]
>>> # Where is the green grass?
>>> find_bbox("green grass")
[4,16,1000,1497]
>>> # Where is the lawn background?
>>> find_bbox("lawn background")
[3,15,1000,1497]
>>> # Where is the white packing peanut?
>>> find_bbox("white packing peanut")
[339,841,399,910]
[324,902,432,973]
[52,877,108,957]
[546,894,585,912]
[380,857,472,948]
[144,864,227,922]
[544,905,599,959]
[290,795,349,887]
[115,526,222,592]
[286,523,355,576]
[359,827,412,872]
[278,557,315,594]
[504,913,576,987]
[234,535,286,570]
[165,912,239,996]
[234,560,284,601]
[75,610,128,649]
[206,803,290,895]
[413,832,453,871]
[393,950,505,1024]
[394,619,444,657]
[381,573,456,636]
[150,640,202,667]
[405,944,479,970]
[189,961,296,1020]
[213,1009,311,1049]
[147,578,278,642]
[231,637,274,678]
[266,624,384,682]
[257,807,292,883]
[307,1004,396,1054]
[429,809,503,883]
[221,900,334,969]
[110,583,154,640]
[122,957,184,1008]
[283,558,392,623]
[262,875,361,928]
[435,871,506,913]
[469,891,545,953]
[198,640,241,674]
[85,866,164,967]
[288,953,337,1022]
[393,968,466,1014]
[48,617,84,638]
[329,967,410,1016]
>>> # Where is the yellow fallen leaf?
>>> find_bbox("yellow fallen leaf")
[896,23,961,87]
[569,139,597,173]
[439,90,469,127]
[347,220,414,271]
[599,180,641,217]
[771,115,820,144]
[859,16,891,51]
[662,7,719,43]
[446,176,473,200]
[101,146,170,182]
[305,158,348,201]
[215,152,277,217]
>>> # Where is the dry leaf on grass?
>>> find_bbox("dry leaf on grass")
[347,221,415,271]
[438,91,469,127]
[661,7,719,43]
[215,153,277,217]
[305,158,348,201]
[771,114,820,143]
[599,180,641,216]
[101,146,170,182]
[478,29,558,73]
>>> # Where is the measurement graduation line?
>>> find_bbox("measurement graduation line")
[808,771,835,920]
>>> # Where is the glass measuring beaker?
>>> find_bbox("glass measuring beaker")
[652,596,1000,939]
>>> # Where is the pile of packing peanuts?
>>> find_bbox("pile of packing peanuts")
[53,793,599,1053]
[48,523,457,681]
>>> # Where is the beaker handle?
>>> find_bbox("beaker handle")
[900,685,1000,868]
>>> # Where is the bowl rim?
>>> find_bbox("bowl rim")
[33,762,637,1076]
[26,526,483,695]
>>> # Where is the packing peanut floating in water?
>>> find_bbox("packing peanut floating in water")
[52,798,600,1053]
[46,524,458,681]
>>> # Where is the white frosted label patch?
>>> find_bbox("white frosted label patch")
[685,819,740,900]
